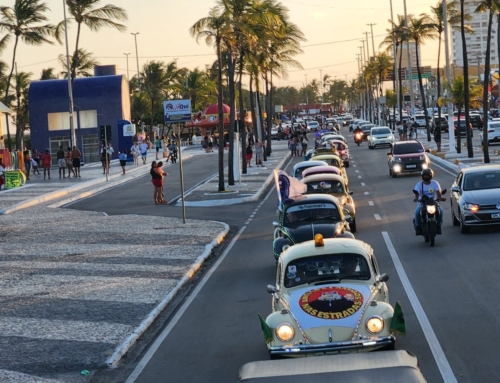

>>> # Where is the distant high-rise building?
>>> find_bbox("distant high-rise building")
[397,43,421,69]
[452,0,498,67]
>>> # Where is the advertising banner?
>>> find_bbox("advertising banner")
[5,170,26,189]
[164,99,192,123]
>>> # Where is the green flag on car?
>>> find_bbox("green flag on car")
[258,313,273,344]
[390,301,406,336]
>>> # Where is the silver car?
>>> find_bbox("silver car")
[451,165,500,233]
[368,127,396,149]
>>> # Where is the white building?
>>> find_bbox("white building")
[397,42,421,68]
[452,0,498,67]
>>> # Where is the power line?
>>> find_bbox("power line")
[290,60,357,72]
[302,34,385,48]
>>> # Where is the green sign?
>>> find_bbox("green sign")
[406,74,431,80]
[5,170,25,189]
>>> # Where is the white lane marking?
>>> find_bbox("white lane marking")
[125,156,292,383]
[361,182,366,186]
[368,201,374,206]
[353,164,357,167]
[364,192,369,195]
[358,175,362,179]
[381,232,457,383]
[374,214,381,220]
[355,170,359,173]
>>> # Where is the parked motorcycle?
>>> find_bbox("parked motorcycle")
[354,132,362,146]
[412,189,447,247]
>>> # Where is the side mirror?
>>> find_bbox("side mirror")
[412,189,419,196]
[441,188,447,196]
[267,284,277,294]
[378,273,389,283]
[272,221,280,228]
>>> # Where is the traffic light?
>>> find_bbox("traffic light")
[99,125,112,142]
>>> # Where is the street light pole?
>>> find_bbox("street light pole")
[131,32,140,89]
[390,0,400,123]
[403,0,415,117]
[367,23,376,57]
[368,24,380,124]
[124,53,130,81]
[62,0,76,148]
[319,69,324,104]
[304,73,309,109]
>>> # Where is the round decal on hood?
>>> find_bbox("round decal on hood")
[299,286,364,320]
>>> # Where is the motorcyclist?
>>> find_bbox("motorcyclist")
[413,168,445,235]
[353,125,363,142]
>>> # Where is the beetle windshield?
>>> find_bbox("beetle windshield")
[305,180,344,195]
[284,253,371,288]
[285,202,340,224]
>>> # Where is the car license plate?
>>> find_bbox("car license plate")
[492,213,500,219]
[407,164,417,168]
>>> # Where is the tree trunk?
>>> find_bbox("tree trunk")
[414,41,431,141]
[482,8,493,163]
[216,37,225,192]
[398,41,404,121]
[227,52,235,185]
[266,72,273,157]
[460,0,472,157]
[437,31,442,138]
[456,107,462,153]
[237,52,247,175]
[71,22,83,87]
[3,35,19,151]
[249,74,257,137]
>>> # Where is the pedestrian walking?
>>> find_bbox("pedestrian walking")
[155,136,162,160]
[56,145,66,178]
[396,121,404,141]
[66,147,76,178]
[402,121,408,141]
[140,141,148,164]
[71,145,82,177]
[300,133,308,156]
[130,141,140,165]
[23,147,31,181]
[434,125,442,152]
[246,142,253,167]
[30,158,39,175]
[156,161,168,203]
[32,149,41,173]
[255,138,264,166]
[41,148,52,180]
[119,149,127,175]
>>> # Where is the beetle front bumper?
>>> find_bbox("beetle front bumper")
[268,335,395,357]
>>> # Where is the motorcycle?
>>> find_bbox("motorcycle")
[169,147,178,164]
[354,132,362,146]
[412,189,447,247]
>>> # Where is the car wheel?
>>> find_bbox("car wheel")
[451,203,460,226]
[460,211,470,234]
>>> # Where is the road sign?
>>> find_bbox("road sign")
[164,99,192,123]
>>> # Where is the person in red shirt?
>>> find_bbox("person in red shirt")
[41,148,52,180]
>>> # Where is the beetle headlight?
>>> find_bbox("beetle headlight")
[366,316,384,334]
[275,323,295,341]
[281,243,291,252]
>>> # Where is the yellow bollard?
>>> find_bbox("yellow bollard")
[431,150,437,155]
[455,159,460,165]
[440,153,445,159]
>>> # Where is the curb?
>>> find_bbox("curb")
[177,151,290,207]
[105,222,230,367]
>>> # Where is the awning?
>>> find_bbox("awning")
[0,101,12,114]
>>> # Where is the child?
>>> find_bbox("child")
[31,158,40,175]
[119,149,127,175]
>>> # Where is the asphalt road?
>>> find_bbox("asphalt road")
[79,129,500,383]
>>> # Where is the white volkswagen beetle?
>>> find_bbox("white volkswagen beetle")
[260,235,405,359]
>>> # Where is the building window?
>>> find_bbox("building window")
[47,112,70,131]
[79,110,98,129]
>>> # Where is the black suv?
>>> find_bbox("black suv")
[469,114,483,130]
[387,140,430,178]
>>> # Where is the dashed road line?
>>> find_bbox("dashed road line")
[368,201,374,206]
[361,182,366,186]
[364,192,369,195]
[358,175,362,179]
[374,214,381,220]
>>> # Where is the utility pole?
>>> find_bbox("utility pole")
[304,74,309,115]
[131,32,140,90]
[124,53,130,81]
[390,0,400,124]
[403,0,415,117]
[367,23,376,57]
[443,0,456,153]
[363,31,371,60]
[63,0,76,148]
[356,53,363,118]
[362,39,372,121]
[368,24,380,124]
[320,69,324,104]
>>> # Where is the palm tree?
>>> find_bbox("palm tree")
[407,14,437,141]
[40,67,57,79]
[60,0,127,85]
[190,6,228,192]
[439,76,483,153]
[180,68,216,111]
[58,48,98,78]
[0,0,54,150]
[13,70,31,150]
[474,0,500,162]
[430,0,472,144]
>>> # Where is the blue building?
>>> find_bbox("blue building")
[29,66,131,164]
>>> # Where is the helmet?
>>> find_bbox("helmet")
[421,168,434,180]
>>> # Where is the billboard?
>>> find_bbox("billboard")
[163,99,192,123]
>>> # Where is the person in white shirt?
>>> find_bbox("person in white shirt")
[139,141,149,164]
[413,168,446,235]
[130,142,140,165]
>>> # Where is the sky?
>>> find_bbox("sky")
[3,0,443,91]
